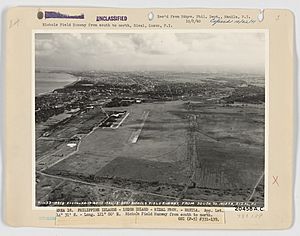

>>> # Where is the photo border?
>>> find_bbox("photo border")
[31,29,269,212]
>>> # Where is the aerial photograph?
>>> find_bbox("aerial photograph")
[35,32,265,207]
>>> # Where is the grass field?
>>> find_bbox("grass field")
[37,100,265,206]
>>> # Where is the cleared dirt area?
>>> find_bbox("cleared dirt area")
[38,100,264,206]
[34,67,267,207]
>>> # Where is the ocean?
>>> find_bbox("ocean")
[35,72,78,96]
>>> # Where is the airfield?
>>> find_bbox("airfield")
[36,100,264,206]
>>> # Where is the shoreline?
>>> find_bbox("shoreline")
[36,72,81,97]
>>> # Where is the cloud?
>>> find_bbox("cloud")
[35,36,57,57]
[130,33,187,55]
[35,32,265,72]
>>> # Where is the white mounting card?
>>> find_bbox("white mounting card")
[4,7,294,229]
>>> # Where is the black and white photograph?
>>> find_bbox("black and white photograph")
[34,31,266,208]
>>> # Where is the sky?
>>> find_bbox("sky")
[35,32,265,73]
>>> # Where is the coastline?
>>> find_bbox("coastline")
[35,72,81,97]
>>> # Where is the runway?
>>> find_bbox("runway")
[129,111,149,143]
